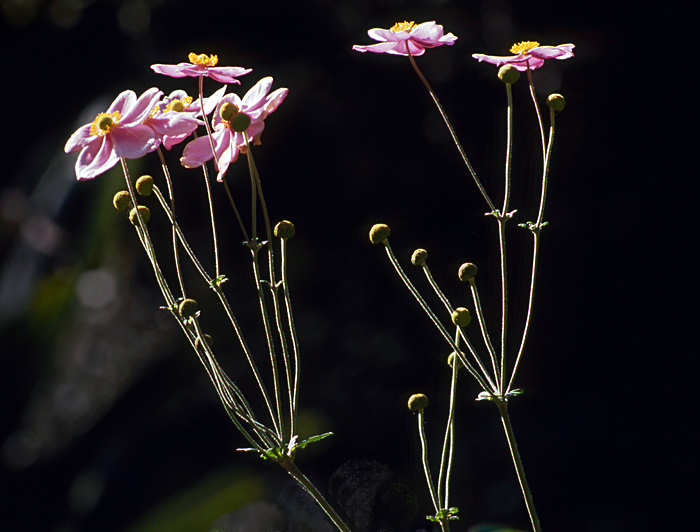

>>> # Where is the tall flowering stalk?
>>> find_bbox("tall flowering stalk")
[66,54,352,532]
[355,22,574,532]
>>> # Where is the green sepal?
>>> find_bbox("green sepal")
[427,507,459,522]
[210,274,229,288]
[295,432,333,450]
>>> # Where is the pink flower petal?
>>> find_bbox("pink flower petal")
[181,134,217,168]
[64,123,95,153]
[111,125,159,158]
[75,137,120,180]
[108,90,135,114]
[208,66,253,84]
[242,77,273,112]
[121,87,162,125]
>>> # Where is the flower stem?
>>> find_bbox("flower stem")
[405,48,495,212]
[495,400,542,532]
[279,459,353,532]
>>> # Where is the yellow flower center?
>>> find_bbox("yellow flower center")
[390,21,416,33]
[188,52,218,66]
[510,41,540,54]
[165,96,193,113]
[89,111,121,136]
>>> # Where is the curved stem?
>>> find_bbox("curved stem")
[280,460,353,532]
[526,65,546,164]
[417,410,440,512]
[495,401,542,532]
[406,48,495,212]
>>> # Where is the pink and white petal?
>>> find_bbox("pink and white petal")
[108,90,136,114]
[353,41,406,54]
[111,125,159,158]
[200,85,227,117]
[243,77,274,112]
[158,114,201,136]
[65,123,95,153]
[264,88,288,114]
[530,44,575,60]
[472,53,517,66]
[208,66,253,84]
[151,63,196,78]
[75,137,120,180]
[212,94,242,128]
[367,28,397,42]
[121,88,163,125]
[243,119,265,146]
[181,133,219,168]
[215,141,239,182]
[410,21,440,41]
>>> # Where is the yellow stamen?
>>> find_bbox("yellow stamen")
[390,21,416,33]
[188,52,218,66]
[165,96,193,113]
[510,41,540,54]
[89,111,121,136]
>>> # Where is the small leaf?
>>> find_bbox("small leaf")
[295,432,334,450]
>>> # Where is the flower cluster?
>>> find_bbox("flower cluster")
[65,53,287,181]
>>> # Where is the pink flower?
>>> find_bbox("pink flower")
[147,86,226,150]
[151,53,251,84]
[65,88,163,180]
[352,21,457,56]
[181,77,288,181]
[472,41,575,71]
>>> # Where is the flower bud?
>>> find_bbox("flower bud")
[447,352,464,370]
[274,220,296,239]
[407,393,429,412]
[458,262,478,282]
[547,93,565,112]
[229,112,251,132]
[451,307,471,327]
[113,190,131,211]
[195,333,213,349]
[129,205,151,225]
[135,175,154,196]
[498,65,520,84]
[178,298,199,319]
[411,248,428,266]
[369,224,390,244]
[220,102,237,121]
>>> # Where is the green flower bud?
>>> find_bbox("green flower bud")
[451,307,471,327]
[407,393,429,412]
[447,352,464,370]
[169,100,185,112]
[411,248,428,266]
[369,223,390,245]
[229,112,251,132]
[195,333,213,349]
[274,220,296,239]
[135,175,154,196]
[113,190,131,211]
[178,298,199,319]
[129,205,151,225]
[547,93,565,112]
[498,65,520,84]
[220,102,237,121]
[458,262,478,282]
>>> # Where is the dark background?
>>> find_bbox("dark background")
[0,1,688,532]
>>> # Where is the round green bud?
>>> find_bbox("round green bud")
[498,65,520,84]
[178,298,199,319]
[129,205,151,225]
[195,333,213,349]
[220,102,237,121]
[97,115,114,131]
[447,352,464,370]
[547,93,565,112]
[369,223,390,245]
[407,393,429,412]
[458,262,478,282]
[135,175,154,196]
[169,100,185,112]
[451,307,471,327]
[274,220,296,239]
[411,248,428,266]
[229,112,251,132]
[113,190,131,211]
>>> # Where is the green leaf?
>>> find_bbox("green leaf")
[295,432,333,450]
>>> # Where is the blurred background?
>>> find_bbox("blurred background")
[0,0,687,531]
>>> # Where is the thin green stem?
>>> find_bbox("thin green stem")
[503,83,514,215]
[420,264,497,391]
[496,401,542,532]
[381,240,496,394]
[417,410,440,512]
[467,278,500,382]
[280,236,301,438]
[526,65,546,164]
[280,459,353,532]
[437,332,459,509]
[406,48,495,212]
[497,217,508,394]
